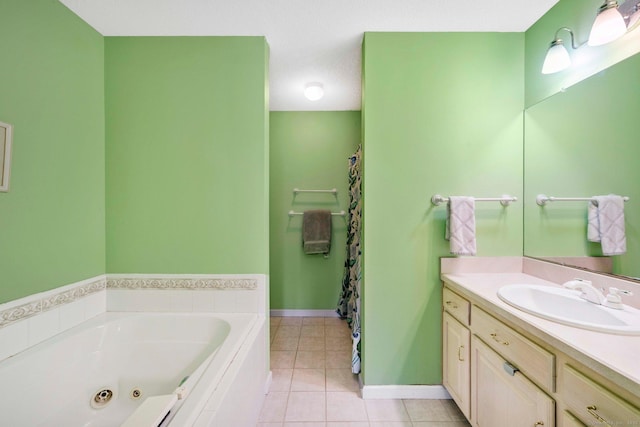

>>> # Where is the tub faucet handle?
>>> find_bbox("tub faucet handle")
[604,287,633,310]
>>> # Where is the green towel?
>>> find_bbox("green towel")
[302,209,332,254]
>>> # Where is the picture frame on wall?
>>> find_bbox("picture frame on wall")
[0,121,13,192]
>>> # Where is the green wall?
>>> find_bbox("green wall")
[0,0,105,304]
[361,33,524,385]
[269,112,360,310]
[524,53,640,277]
[105,37,269,274]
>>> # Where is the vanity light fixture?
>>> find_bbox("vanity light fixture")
[541,27,579,74]
[588,0,627,46]
[304,82,324,101]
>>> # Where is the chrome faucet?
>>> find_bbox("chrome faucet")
[562,279,606,305]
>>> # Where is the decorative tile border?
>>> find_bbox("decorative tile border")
[0,278,106,329]
[1,275,261,330]
[106,278,257,290]
[0,301,41,328]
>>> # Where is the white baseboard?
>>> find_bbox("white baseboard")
[264,371,273,394]
[361,385,451,400]
[270,309,340,317]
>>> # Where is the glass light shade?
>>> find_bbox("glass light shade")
[304,82,324,101]
[588,5,627,46]
[541,42,571,74]
[628,8,640,30]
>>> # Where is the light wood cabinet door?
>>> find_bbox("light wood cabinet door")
[471,336,555,427]
[443,312,470,420]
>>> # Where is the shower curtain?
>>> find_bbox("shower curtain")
[336,144,362,374]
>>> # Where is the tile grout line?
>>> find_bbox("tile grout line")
[267,317,370,426]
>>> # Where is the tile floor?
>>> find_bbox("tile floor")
[257,316,471,427]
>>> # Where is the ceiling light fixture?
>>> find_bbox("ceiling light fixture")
[588,0,627,46]
[542,27,579,74]
[304,82,324,101]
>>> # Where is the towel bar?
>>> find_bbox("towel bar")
[293,188,337,195]
[536,194,630,206]
[431,194,517,207]
[288,210,346,217]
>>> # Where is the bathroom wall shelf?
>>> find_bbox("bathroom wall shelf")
[536,194,630,206]
[431,194,518,207]
[288,210,346,217]
[293,188,337,195]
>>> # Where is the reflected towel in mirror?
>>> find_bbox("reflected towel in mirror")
[588,195,626,256]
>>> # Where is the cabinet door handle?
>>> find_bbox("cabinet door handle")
[503,362,519,376]
[586,405,612,427]
[445,300,458,309]
[533,422,544,426]
[458,345,465,361]
[490,332,509,346]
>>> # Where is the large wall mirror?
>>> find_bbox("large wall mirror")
[0,121,12,192]
[523,52,640,279]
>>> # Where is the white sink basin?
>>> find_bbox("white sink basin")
[497,284,640,335]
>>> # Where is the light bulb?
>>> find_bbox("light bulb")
[628,7,640,30]
[304,82,324,101]
[542,41,571,74]
[588,2,627,46]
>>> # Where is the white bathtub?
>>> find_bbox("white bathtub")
[0,312,268,427]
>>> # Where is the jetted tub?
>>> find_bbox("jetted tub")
[0,312,267,427]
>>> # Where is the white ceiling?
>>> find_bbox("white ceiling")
[59,0,559,111]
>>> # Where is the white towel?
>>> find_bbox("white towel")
[588,195,626,256]
[587,200,600,242]
[446,196,477,256]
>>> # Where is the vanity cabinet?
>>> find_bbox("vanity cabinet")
[471,336,555,427]
[443,311,470,419]
[442,285,555,427]
[441,261,640,427]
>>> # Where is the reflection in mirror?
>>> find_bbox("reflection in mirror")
[524,52,640,280]
[530,256,612,273]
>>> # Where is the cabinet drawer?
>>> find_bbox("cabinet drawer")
[443,287,470,326]
[472,306,555,392]
[562,364,640,426]
[561,411,586,427]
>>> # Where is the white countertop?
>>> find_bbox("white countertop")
[441,271,640,397]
